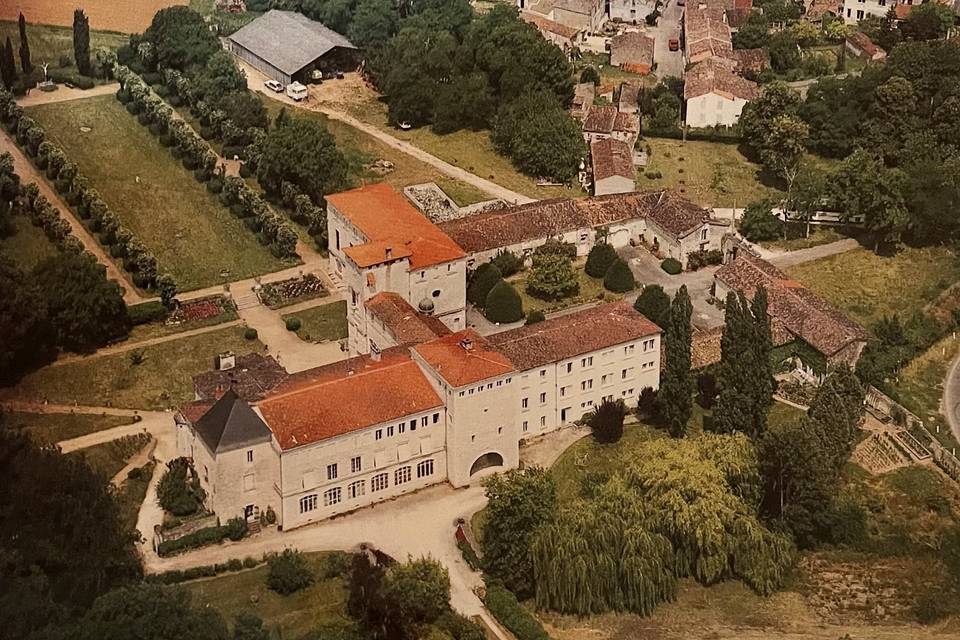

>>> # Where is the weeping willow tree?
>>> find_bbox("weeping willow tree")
[532,434,795,616]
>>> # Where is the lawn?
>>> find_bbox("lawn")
[264,102,492,206]
[2,411,134,445]
[887,335,960,451]
[576,51,656,87]
[0,21,127,80]
[785,245,960,327]
[508,260,622,316]
[636,137,780,208]
[759,224,856,253]
[0,214,59,270]
[183,551,352,637]
[3,325,266,410]
[68,432,150,480]
[28,95,291,291]
[283,300,348,343]
[117,460,155,532]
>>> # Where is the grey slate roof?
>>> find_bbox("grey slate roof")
[228,10,356,75]
[194,389,273,454]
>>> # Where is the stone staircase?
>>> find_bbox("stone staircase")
[327,270,348,295]
[234,292,261,310]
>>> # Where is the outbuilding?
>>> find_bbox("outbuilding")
[226,9,359,85]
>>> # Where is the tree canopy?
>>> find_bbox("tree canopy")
[143,7,220,72]
[256,116,349,202]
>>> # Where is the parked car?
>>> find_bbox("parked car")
[264,79,284,93]
[285,81,308,102]
[668,38,680,51]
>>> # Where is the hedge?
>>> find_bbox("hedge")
[156,518,246,557]
[484,280,524,324]
[661,258,682,275]
[128,300,169,325]
[147,556,263,584]
[467,263,502,308]
[47,70,95,90]
[483,583,551,640]
[603,258,635,293]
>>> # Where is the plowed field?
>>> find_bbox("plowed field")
[1,0,186,33]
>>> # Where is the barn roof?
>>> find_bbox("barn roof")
[228,10,356,75]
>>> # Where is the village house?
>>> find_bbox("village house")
[618,82,641,114]
[732,48,770,77]
[438,189,723,267]
[325,183,468,355]
[609,31,656,74]
[175,302,662,529]
[682,4,734,65]
[520,10,584,50]
[683,58,760,127]
[804,0,842,22]
[609,0,660,22]
[591,138,636,195]
[712,250,869,380]
[845,31,887,61]
[519,0,607,33]
[571,82,597,120]
[582,105,641,146]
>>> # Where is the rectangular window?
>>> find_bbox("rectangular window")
[560,386,567,397]
[247,450,254,463]
[375,429,383,441]
[643,339,655,351]
[410,419,416,429]
[399,423,405,434]
[523,420,529,432]
[433,413,440,423]
[323,487,341,507]
[522,397,529,409]
[299,494,317,513]
[581,356,593,367]
[421,416,428,426]
[566,362,573,373]
[395,466,412,485]
[540,416,546,427]
[622,368,630,379]
[327,463,338,480]
[601,374,609,386]
[417,459,434,478]
[624,345,635,354]
[351,456,362,473]
[539,392,547,404]
[581,379,593,391]
[348,480,365,499]
[387,425,394,437]
[372,473,388,492]
[540,369,547,377]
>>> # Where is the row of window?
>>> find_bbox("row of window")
[374,412,441,441]
[458,377,513,397]
[299,460,435,514]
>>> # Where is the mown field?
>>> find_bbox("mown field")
[28,95,291,291]
[0,20,128,69]
[1,0,184,33]
[3,411,134,445]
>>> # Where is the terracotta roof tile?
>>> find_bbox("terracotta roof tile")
[733,47,770,74]
[684,58,760,100]
[413,329,516,388]
[487,302,661,371]
[327,183,465,270]
[583,105,619,133]
[591,138,635,181]
[613,111,640,133]
[257,351,443,450]
[610,32,655,68]
[343,241,413,268]
[684,5,732,62]
[846,32,885,58]
[365,292,452,345]
[520,10,581,39]
[715,253,869,356]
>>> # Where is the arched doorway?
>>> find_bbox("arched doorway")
[470,452,504,476]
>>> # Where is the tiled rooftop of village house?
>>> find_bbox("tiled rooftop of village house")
[520,10,580,39]
[343,240,413,269]
[591,138,635,181]
[684,58,760,101]
[365,292,452,345]
[192,352,289,402]
[413,329,516,388]
[327,182,465,270]
[256,351,443,450]
[583,105,619,133]
[487,302,662,371]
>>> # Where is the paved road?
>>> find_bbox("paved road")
[0,130,143,303]
[648,0,685,80]
[767,238,861,268]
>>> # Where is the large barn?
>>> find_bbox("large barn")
[226,9,359,85]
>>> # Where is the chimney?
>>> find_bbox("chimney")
[459,337,474,352]
[370,341,382,361]
[385,245,393,259]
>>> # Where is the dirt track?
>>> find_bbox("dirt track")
[1,0,186,33]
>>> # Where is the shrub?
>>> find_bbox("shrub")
[267,549,314,595]
[637,386,660,421]
[265,506,277,524]
[589,398,626,444]
[316,552,350,579]
[243,327,259,342]
[221,145,244,160]
[156,457,205,516]
[644,170,663,179]
[243,556,260,568]
[584,243,618,278]
[491,249,523,278]
[467,263,502,308]
[579,65,600,85]
[484,582,550,640]
[457,539,481,571]
[155,85,170,98]
[285,317,302,331]
[534,238,577,259]
[225,516,248,541]
[157,524,231,557]
[525,309,545,325]
[526,253,579,301]
[239,163,253,178]
[633,284,671,329]
[125,101,140,115]
[207,178,223,194]
[484,280,524,324]
[660,258,682,274]
[603,259,635,293]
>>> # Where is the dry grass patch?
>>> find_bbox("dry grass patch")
[1,0,185,33]
[2,411,134,445]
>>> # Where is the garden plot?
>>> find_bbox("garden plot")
[27,95,290,291]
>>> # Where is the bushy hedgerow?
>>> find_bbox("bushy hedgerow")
[661,257,682,274]
[484,280,524,324]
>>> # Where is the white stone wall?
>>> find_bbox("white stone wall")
[839,0,892,24]
[211,441,282,522]
[685,93,748,128]
[594,174,636,196]
[278,406,447,529]
[408,261,468,330]
[609,0,657,21]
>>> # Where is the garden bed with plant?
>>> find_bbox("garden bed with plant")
[259,274,328,309]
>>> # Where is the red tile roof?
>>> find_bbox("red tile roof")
[846,32,886,59]
[715,253,869,357]
[684,58,760,101]
[610,32,655,68]
[257,350,443,450]
[327,183,465,270]
[438,190,710,254]
[487,302,661,371]
[591,138,635,181]
[413,329,516,388]
[583,105,619,133]
[343,241,413,268]
[365,292,452,345]
[520,10,580,40]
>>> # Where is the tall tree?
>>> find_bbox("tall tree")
[17,13,31,76]
[0,255,56,384]
[348,0,400,50]
[760,115,809,210]
[73,9,91,77]
[749,286,774,435]
[786,162,828,238]
[255,117,349,202]
[738,82,800,158]
[0,37,16,90]
[832,149,909,252]
[807,368,864,476]
[660,286,693,437]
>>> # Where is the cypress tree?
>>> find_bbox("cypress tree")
[749,285,774,437]
[713,291,753,435]
[73,9,91,77]
[602,258,635,293]
[660,286,693,437]
[0,38,16,91]
[18,13,31,76]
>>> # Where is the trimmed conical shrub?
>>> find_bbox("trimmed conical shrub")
[484,280,524,324]
[467,262,502,308]
[603,258,635,293]
[585,242,618,278]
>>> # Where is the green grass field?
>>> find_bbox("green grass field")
[759,224,854,252]
[284,300,348,343]
[887,335,960,450]
[636,137,780,208]
[2,411,134,445]
[785,245,960,327]
[3,325,266,410]
[183,552,352,638]
[126,307,239,343]
[117,460,155,533]
[28,95,291,291]
[0,214,59,270]
[508,260,623,316]
[0,21,127,82]
[68,432,150,480]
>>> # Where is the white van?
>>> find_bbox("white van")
[285,81,308,102]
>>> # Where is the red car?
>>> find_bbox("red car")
[668,38,680,51]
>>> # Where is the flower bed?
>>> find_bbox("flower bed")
[259,274,327,309]
[168,295,235,325]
